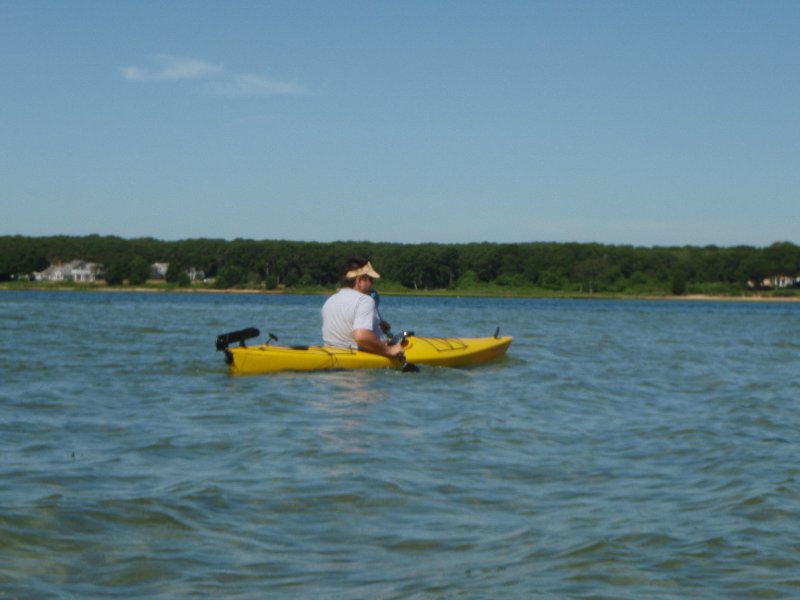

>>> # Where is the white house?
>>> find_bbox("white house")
[748,274,800,289]
[150,262,169,279]
[34,260,102,282]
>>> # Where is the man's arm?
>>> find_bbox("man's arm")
[353,329,405,358]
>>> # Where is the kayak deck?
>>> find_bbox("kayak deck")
[222,335,512,375]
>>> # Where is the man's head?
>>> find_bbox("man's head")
[341,258,381,293]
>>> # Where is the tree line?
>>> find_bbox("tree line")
[1,235,799,294]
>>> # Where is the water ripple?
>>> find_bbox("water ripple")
[2,292,800,597]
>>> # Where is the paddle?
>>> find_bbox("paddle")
[394,331,420,373]
[370,290,392,337]
[371,290,419,373]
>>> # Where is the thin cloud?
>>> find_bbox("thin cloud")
[121,54,307,97]
[204,74,308,97]
[121,54,222,81]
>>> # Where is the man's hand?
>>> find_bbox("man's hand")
[385,342,405,358]
[354,329,405,359]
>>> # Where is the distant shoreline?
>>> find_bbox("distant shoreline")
[2,283,799,302]
[654,294,800,302]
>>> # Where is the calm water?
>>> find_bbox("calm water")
[1,291,798,598]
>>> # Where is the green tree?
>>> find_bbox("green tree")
[104,262,128,285]
[764,242,800,276]
[176,271,191,287]
[0,236,48,279]
[539,269,567,290]
[128,257,150,285]
[739,253,771,287]
[215,265,247,288]
[165,262,184,284]
[671,271,687,295]
[572,257,611,294]
[456,270,480,289]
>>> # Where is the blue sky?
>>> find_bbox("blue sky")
[2,1,798,247]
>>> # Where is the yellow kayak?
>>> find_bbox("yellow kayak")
[216,328,512,375]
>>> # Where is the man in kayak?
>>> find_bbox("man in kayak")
[322,258,406,358]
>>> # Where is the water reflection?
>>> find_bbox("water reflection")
[310,371,389,455]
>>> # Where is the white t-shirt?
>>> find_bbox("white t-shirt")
[321,288,382,348]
